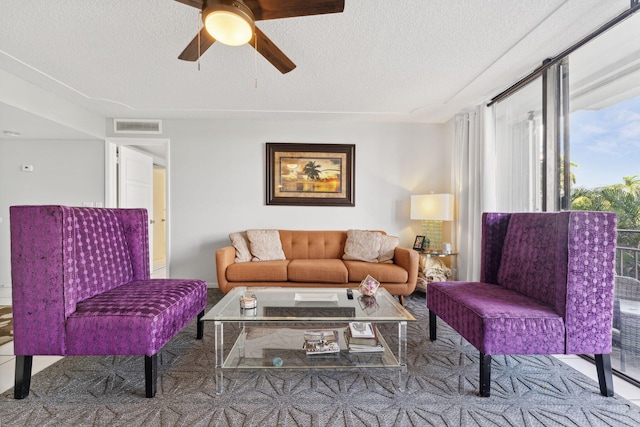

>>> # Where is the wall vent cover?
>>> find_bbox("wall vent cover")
[113,119,162,134]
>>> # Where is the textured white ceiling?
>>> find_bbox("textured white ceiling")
[0,0,633,138]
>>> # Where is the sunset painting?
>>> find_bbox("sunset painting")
[266,143,355,206]
[278,157,342,193]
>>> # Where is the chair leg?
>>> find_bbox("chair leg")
[14,355,33,399]
[145,354,157,398]
[398,295,405,307]
[479,353,491,397]
[595,354,614,397]
[197,310,205,339]
[429,311,437,341]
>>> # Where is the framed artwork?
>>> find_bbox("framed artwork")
[413,236,426,250]
[266,143,355,206]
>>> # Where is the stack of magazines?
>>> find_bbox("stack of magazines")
[303,330,340,354]
[345,322,384,353]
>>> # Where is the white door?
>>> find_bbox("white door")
[118,146,154,273]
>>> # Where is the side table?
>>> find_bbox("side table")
[418,250,458,285]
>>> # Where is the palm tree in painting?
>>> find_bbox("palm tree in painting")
[303,161,322,180]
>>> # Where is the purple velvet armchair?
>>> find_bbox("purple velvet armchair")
[10,205,208,398]
[428,211,617,397]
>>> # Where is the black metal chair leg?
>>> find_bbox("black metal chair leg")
[479,353,491,397]
[14,355,33,399]
[145,354,158,398]
[197,310,205,339]
[595,354,614,397]
[429,311,437,341]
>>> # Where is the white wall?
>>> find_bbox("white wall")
[0,69,105,139]
[162,119,450,284]
[0,139,105,289]
[0,118,451,291]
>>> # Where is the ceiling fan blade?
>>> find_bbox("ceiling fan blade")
[246,0,344,21]
[174,0,204,9]
[251,27,296,74]
[178,28,217,61]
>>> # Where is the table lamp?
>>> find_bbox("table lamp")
[410,194,454,251]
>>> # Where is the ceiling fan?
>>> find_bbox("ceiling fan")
[175,0,345,74]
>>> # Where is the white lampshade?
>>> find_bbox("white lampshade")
[410,194,454,221]
[204,1,255,46]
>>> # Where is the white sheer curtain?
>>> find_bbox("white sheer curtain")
[494,107,543,212]
[453,104,495,281]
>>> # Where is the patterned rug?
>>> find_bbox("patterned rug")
[1,290,639,426]
[0,306,12,346]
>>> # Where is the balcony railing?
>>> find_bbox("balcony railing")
[612,229,640,386]
[616,229,640,280]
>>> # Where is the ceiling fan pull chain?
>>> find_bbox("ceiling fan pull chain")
[254,31,258,88]
[197,11,202,71]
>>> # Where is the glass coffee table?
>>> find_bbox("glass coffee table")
[202,286,415,394]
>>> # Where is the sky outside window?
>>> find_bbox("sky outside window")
[570,95,640,189]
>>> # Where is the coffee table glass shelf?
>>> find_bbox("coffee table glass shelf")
[203,286,415,394]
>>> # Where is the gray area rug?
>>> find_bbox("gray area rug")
[1,289,639,426]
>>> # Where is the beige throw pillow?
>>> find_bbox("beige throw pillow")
[342,230,382,263]
[229,232,251,263]
[246,229,286,261]
[378,234,399,263]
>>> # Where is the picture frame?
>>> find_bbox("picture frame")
[413,235,426,250]
[266,143,355,206]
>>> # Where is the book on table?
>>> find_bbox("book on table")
[303,330,340,354]
[347,342,384,353]
[348,322,376,339]
[345,323,384,352]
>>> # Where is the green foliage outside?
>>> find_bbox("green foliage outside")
[571,174,640,276]
[571,174,640,231]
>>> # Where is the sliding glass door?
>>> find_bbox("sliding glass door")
[490,5,640,386]
[568,12,640,383]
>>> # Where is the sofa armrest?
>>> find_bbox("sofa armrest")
[393,246,419,289]
[215,246,236,293]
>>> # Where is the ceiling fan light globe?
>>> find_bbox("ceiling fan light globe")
[203,1,254,46]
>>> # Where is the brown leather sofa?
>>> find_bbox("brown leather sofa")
[215,230,419,301]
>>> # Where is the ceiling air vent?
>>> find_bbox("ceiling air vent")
[113,119,162,135]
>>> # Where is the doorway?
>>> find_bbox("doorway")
[153,166,167,271]
[105,138,170,278]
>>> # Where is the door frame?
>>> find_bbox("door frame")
[105,137,171,277]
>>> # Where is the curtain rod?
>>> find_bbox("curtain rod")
[487,1,640,107]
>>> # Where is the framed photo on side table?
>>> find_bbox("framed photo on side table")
[413,236,426,250]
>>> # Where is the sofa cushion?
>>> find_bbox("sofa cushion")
[428,281,565,355]
[66,278,207,356]
[279,230,346,260]
[72,208,134,303]
[227,260,289,282]
[344,260,409,283]
[288,259,349,283]
[229,232,251,263]
[246,229,286,261]
[497,213,569,309]
[343,230,382,263]
[378,235,399,263]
